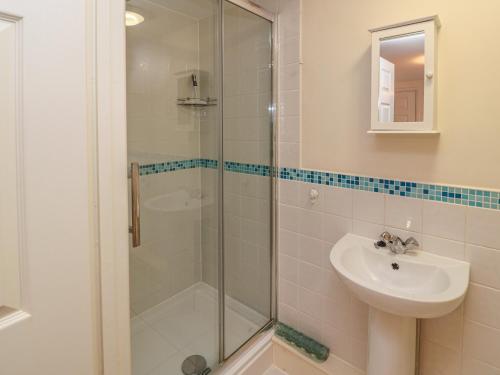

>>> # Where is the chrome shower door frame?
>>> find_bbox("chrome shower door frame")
[217,0,278,366]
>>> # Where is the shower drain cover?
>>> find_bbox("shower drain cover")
[181,355,208,375]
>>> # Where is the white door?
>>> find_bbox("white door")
[395,89,417,122]
[378,57,395,122]
[0,1,99,374]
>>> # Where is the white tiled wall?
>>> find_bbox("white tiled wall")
[126,0,202,162]
[130,169,202,315]
[277,179,500,374]
[128,0,218,314]
[276,0,301,168]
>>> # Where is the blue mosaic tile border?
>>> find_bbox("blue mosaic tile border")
[279,167,500,210]
[139,158,218,175]
[224,161,272,176]
[137,159,500,210]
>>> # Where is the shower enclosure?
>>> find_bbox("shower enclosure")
[126,1,275,373]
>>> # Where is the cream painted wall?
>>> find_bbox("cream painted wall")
[301,0,500,190]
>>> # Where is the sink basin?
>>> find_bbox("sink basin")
[330,233,469,318]
[330,233,470,375]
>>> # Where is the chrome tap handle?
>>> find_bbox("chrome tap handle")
[403,237,419,251]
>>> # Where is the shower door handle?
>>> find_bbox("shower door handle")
[129,162,141,247]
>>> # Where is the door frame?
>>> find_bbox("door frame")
[95,1,277,374]
[95,0,131,374]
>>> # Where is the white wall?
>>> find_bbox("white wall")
[301,0,500,190]
[274,1,500,374]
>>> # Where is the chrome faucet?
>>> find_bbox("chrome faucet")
[374,231,419,254]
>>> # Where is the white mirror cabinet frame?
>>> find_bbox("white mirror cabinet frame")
[369,16,441,134]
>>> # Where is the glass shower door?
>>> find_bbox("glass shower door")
[126,0,221,374]
[126,0,274,372]
[222,1,274,358]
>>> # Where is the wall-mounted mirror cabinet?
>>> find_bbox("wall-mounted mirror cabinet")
[369,16,440,133]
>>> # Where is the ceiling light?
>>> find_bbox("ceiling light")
[126,11,144,27]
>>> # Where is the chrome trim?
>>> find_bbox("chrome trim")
[128,162,141,247]
[213,319,274,371]
[270,7,278,325]
[217,0,226,364]
[224,0,275,21]
[218,1,277,363]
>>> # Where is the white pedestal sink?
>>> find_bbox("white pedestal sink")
[330,233,469,375]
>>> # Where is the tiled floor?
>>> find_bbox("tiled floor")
[131,282,267,375]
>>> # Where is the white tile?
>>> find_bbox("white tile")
[280,63,300,91]
[298,261,323,293]
[466,207,500,250]
[323,186,353,218]
[279,90,300,117]
[279,180,299,206]
[279,142,300,167]
[279,254,299,283]
[385,195,423,232]
[321,241,335,270]
[298,208,323,239]
[352,220,384,239]
[466,244,500,289]
[279,36,300,65]
[321,269,352,305]
[298,182,324,212]
[463,321,500,368]
[419,340,461,375]
[322,321,352,364]
[297,287,323,320]
[423,201,466,241]
[421,306,463,351]
[296,311,323,344]
[279,278,298,308]
[279,115,300,143]
[350,338,368,371]
[279,204,299,232]
[321,295,350,330]
[298,234,324,267]
[322,213,352,244]
[422,235,465,260]
[465,283,500,329]
[278,303,300,328]
[462,357,500,375]
[278,4,300,41]
[349,297,368,341]
[279,229,299,257]
[353,190,384,224]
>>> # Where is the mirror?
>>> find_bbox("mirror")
[379,32,425,123]
[370,17,439,133]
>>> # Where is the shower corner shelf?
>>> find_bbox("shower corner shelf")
[177,97,217,107]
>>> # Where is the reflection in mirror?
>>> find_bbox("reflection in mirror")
[378,32,425,123]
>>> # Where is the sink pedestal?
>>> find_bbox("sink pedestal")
[367,308,416,375]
